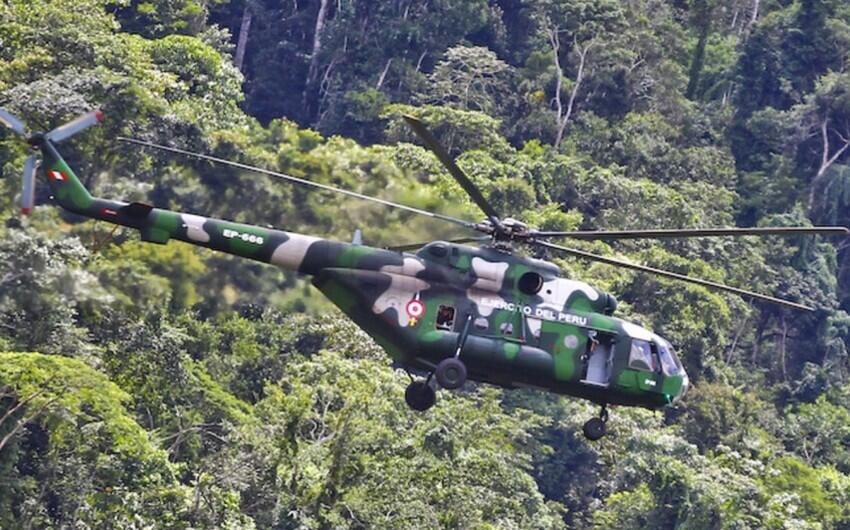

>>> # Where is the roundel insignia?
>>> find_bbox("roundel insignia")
[406,300,425,318]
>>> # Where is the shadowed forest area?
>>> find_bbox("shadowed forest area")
[2,0,850,528]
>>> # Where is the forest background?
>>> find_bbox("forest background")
[2,0,850,528]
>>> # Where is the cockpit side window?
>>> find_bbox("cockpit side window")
[657,342,681,376]
[628,339,655,371]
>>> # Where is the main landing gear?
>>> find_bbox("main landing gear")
[403,357,469,412]
[404,314,473,412]
[582,404,609,441]
[434,357,467,390]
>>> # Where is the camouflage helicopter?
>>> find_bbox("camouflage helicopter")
[2,108,846,440]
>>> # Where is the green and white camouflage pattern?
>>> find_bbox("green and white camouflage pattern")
[39,138,689,409]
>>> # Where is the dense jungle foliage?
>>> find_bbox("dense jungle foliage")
[2,0,850,528]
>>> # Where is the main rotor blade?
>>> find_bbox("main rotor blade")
[45,110,104,143]
[0,108,26,135]
[402,114,504,231]
[21,155,36,215]
[533,226,850,240]
[534,240,815,312]
[118,137,479,232]
[386,236,491,252]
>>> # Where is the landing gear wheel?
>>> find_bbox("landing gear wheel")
[405,381,436,411]
[582,417,606,441]
[583,405,609,441]
[435,358,467,390]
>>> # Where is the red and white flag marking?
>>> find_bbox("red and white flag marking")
[406,299,426,318]
[48,170,67,181]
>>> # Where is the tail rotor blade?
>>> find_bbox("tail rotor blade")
[0,108,27,135]
[45,110,104,143]
[21,155,37,215]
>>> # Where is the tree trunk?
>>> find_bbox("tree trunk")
[548,28,563,145]
[303,0,331,122]
[415,51,427,72]
[721,82,734,107]
[752,313,769,365]
[0,392,59,452]
[376,58,392,89]
[307,0,330,87]
[686,23,710,99]
[748,0,760,31]
[779,313,788,380]
[807,116,850,214]
[235,4,253,71]
[726,312,750,364]
[553,37,590,148]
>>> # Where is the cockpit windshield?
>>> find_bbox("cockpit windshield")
[657,341,682,376]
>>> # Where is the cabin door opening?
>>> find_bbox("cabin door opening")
[582,331,613,386]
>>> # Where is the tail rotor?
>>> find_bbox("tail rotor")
[0,108,27,136]
[0,107,103,215]
[45,110,104,143]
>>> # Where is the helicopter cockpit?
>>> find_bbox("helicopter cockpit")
[621,322,689,402]
[629,336,684,375]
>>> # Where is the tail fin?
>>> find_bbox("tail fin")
[38,139,96,215]
[0,107,103,215]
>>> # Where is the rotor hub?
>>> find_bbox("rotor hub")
[479,217,533,241]
[476,217,539,252]
[500,217,530,238]
[27,133,45,148]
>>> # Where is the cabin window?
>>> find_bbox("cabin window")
[474,317,489,331]
[500,322,514,336]
[628,339,656,372]
[657,342,680,376]
[436,305,455,330]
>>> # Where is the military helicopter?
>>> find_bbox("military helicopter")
[2,108,846,440]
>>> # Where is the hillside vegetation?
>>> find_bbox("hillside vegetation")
[2,0,850,528]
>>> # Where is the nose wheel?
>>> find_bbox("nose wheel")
[582,405,609,441]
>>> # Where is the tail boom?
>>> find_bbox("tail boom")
[38,139,403,275]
